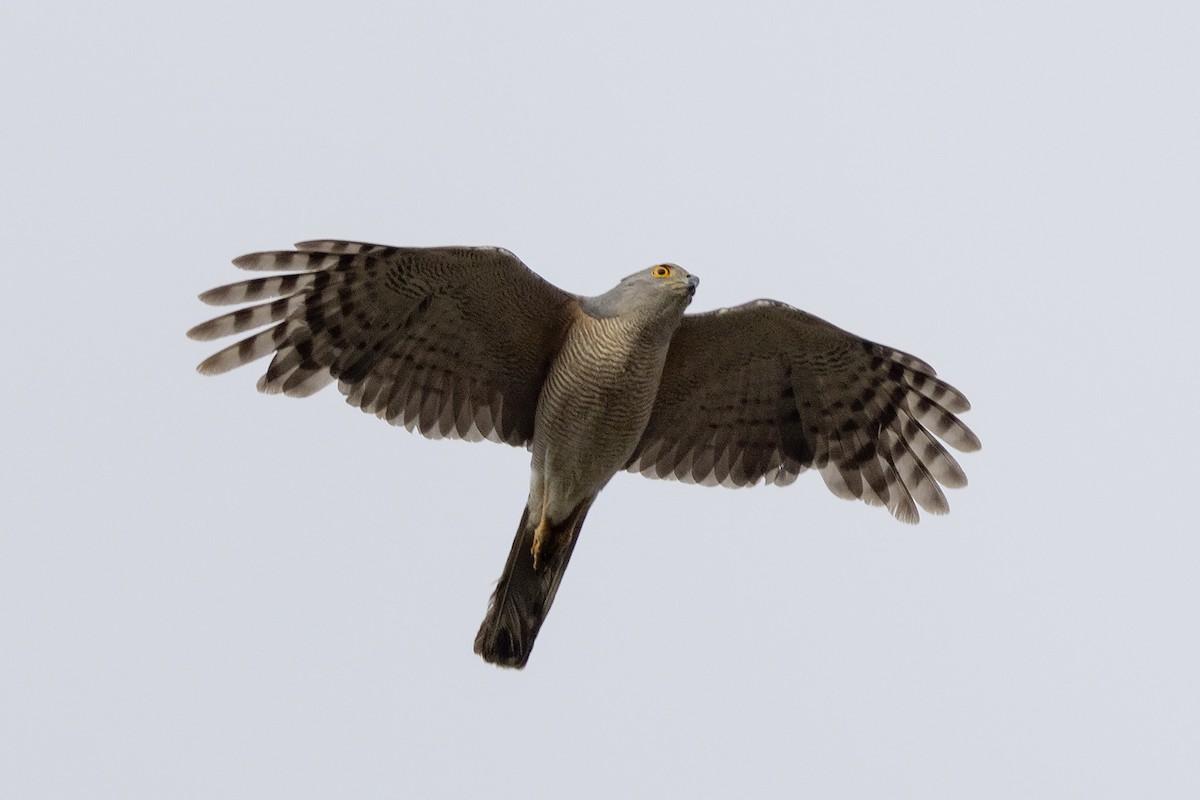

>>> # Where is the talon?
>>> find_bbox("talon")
[531,517,550,571]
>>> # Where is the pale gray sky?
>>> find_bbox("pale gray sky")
[3,1,1198,797]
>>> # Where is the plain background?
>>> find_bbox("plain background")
[3,2,1198,797]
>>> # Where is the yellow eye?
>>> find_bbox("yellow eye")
[652,265,672,278]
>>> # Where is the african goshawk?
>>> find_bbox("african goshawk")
[188,241,980,668]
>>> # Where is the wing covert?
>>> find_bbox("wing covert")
[627,300,980,522]
[188,241,579,447]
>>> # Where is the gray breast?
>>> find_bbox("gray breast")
[533,314,671,494]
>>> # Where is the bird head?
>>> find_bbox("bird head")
[589,262,699,315]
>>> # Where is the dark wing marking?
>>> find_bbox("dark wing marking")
[628,300,979,522]
[189,241,578,447]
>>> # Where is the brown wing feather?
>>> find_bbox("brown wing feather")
[627,300,980,522]
[188,242,578,447]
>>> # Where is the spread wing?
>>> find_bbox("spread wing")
[627,300,981,522]
[188,240,578,447]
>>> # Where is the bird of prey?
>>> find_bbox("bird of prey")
[188,240,980,668]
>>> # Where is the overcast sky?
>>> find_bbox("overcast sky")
[3,1,1198,798]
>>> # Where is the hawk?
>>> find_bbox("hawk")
[188,241,980,668]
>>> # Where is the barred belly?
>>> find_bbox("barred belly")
[529,314,669,522]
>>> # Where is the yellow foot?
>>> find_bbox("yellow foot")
[531,517,551,572]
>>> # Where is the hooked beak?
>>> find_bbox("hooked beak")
[686,275,699,296]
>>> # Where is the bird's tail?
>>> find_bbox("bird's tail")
[474,499,594,668]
